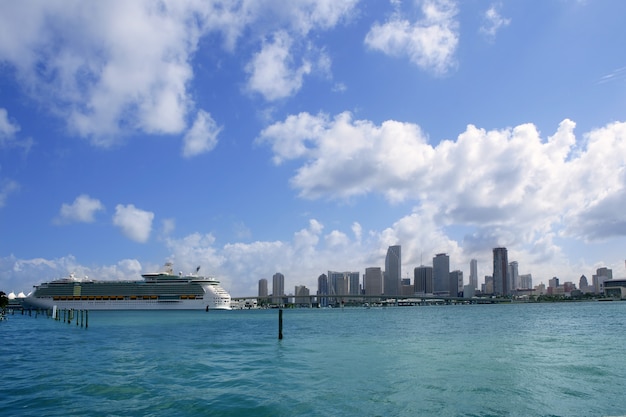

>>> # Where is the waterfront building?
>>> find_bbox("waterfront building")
[433,253,450,295]
[548,277,559,289]
[508,261,519,292]
[384,245,401,296]
[463,284,475,298]
[258,278,268,303]
[414,265,433,294]
[519,274,533,290]
[317,273,329,307]
[400,278,413,296]
[294,285,310,306]
[449,270,463,297]
[593,267,612,294]
[492,248,508,296]
[483,275,493,294]
[469,259,478,290]
[272,272,285,305]
[348,272,360,297]
[364,267,383,297]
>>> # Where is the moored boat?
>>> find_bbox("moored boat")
[24,263,231,310]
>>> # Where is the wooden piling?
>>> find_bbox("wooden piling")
[278,308,283,340]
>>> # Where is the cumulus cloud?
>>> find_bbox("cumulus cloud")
[245,31,312,101]
[480,3,511,40]
[0,1,358,144]
[259,111,626,253]
[112,204,154,243]
[56,194,104,224]
[182,109,221,157]
[364,0,459,75]
[0,2,213,145]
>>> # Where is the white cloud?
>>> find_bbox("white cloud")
[480,3,511,40]
[0,179,19,208]
[161,218,176,237]
[0,1,359,144]
[0,108,33,152]
[182,109,221,157]
[364,0,459,75]
[0,1,210,145]
[0,108,20,142]
[112,204,154,243]
[56,194,104,224]
[245,31,312,101]
[259,111,626,257]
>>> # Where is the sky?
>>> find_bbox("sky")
[1,0,626,298]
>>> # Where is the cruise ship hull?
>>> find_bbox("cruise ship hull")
[24,296,229,310]
[24,269,232,311]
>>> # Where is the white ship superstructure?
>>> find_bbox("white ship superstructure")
[25,263,231,310]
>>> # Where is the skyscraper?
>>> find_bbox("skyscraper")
[384,245,401,296]
[492,248,508,296]
[449,270,463,297]
[272,272,285,304]
[469,259,478,290]
[317,273,329,307]
[258,278,268,300]
[433,253,450,295]
[508,261,519,293]
[364,267,383,297]
[414,265,433,294]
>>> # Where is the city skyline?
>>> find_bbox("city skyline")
[1,2,626,298]
[257,245,617,300]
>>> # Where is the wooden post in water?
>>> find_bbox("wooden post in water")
[278,308,283,340]
[85,310,88,329]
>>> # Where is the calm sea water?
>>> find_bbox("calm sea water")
[2,302,626,417]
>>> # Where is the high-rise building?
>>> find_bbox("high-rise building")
[317,273,329,307]
[579,275,588,289]
[258,278,268,300]
[294,285,310,306]
[272,272,285,304]
[433,253,450,295]
[483,275,493,294]
[364,267,383,297]
[492,248,508,296]
[519,274,533,289]
[384,245,401,296]
[414,265,433,294]
[469,259,478,290]
[348,272,360,296]
[449,270,463,297]
[592,267,612,294]
[508,261,519,292]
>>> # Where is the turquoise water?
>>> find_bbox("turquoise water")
[2,302,626,416]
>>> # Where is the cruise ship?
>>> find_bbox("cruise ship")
[24,263,231,310]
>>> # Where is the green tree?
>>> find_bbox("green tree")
[0,291,8,311]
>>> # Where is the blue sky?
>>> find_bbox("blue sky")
[1,0,625,297]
